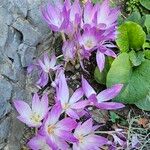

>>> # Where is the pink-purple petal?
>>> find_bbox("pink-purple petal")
[56,117,77,131]
[96,102,125,110]
[71,100,89,109]
[55,130,78,143]
[57,73,69,104]
[82,76,96,98]
[96,50,105,72]
[66,108,80,119]
[97,84,123,102]
[46,103,62,125]
[69,88,84,104]
[13,100,32,117]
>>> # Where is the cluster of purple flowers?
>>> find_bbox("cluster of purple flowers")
[13,0,128,149]
[14,72,125,149]
[42,0,118,72]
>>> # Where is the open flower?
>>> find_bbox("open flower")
[13,93,49,127]
[78,27,99,51]
[82,76,125,110]
[96,43,117,72]
[69,0,82,27]
[27,134,52,150]
[81,0,98,28]
[40,103,77,150]
[111,129,127,148]
[96,0,120,30]
[51,67,64,88]
[37,53,60,87]
[73,118,108,149]
[41,1,69,32]
[62,41,76,63]
[56,73,89,119]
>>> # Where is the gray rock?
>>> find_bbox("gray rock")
[0,0,54,149]
[27,6,50,35]
[18,43,36,67]
[0,54,25,82]
[12,18,42,46]
[0,6,13,26]
[5,27,22,59]
[4,113,24,150]
[11,0,28,18]
[0,79,12,103]
[0,117,11,149]
[0,102,11,119]
[0,19,8,50]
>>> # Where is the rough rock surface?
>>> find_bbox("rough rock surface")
[0,0,54,149]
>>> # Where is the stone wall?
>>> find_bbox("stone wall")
[0,0,54,149]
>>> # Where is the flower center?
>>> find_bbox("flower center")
[30,113,41,123]
[85,39,94,49]
[63,103,70,110]
[48,125,55,134]
[41,142,51,150]
[78,134,84,143]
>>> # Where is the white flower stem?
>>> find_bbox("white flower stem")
[61,32,66,42]
[49,72,53,82]
[56,54,63,59]
[35,128,38,135]
[95,130,127,135]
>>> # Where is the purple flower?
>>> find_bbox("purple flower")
[69,0,82,27]
[78,27,99,51]
[56,73,89,119]
[96,0,120,30]
[82,76,125,110]
[37,53,60,87]
[62,41,76,63]
[41,1,69,32]
[96,43,117,72]
[131,134,140,148]
[111,129,127,148]
[40,103,77,150]
[51,67,64,88]
[73,118,108,149]
[81,0,98,28]
[27,134,52,150]
[13,93,49,127]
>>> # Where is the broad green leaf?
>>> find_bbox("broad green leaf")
[129,50,145,66]
[135,91,150,111]
[116,21,146,52]
[107,52,150,104]
[140,0,150,10]
[145,15,150,34]
[126,11,144,26]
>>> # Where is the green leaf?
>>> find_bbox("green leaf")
[116,21,146,52]
[110,112,120,123]
[135,91,150,111]
[143,42,150,50]
[94,57,111,85]
[126,11,143,26]
[145,15,150,34]
[129,50,145,66]
[144,50,150,59]
[106,52,150,104]
[140,0,150,10]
